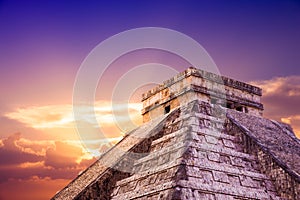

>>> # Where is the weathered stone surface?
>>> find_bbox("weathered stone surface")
[53,68,299,200]
[227,110,300,179]
[142,67,263,122]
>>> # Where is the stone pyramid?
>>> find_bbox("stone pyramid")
[52,67,300,200]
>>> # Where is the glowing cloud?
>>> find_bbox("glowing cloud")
[5,104,73,129]
[4,101,143,134]
[251,76,300,96]
[0,133,96,183]
[250,76,300,138]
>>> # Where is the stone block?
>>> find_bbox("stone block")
[223,139,235,148]
[239,175,260,188]
[212,171,230,183]
[205,135,219,145]
[208,152,220,162]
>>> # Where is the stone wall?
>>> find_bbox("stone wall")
[141,67,263,122]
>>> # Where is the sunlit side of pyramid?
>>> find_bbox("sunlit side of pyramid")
[52,67,300,200]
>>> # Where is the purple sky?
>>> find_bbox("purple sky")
[0,0,299,108]
[0,1,300,199]
[1,1,300,80]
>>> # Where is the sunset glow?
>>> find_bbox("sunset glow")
[5,101,142,130]
[0,1,299,199]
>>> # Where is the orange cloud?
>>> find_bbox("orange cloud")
[251,76,300,96]
[281,115,300,138]
[0,133,96,183]
[4,101,142,135]
[4,104,73,129]
[19,161,45,169]
[3,100,142,158]
[250,76,300,138]
[44,141,84,169]
[16,138,55,156]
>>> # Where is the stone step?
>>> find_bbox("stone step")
[180,113,227,132]
[150,126,236,150]
[112,162,279,200]
[115,164,181,187]
[178,180,281,200]
[185,162,269,181]
[112,180,175,200]
[114,159,272,191]
[135,138,257,166]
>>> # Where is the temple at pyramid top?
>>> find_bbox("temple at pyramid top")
[141,67,263,122]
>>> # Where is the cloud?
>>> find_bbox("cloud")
[0,133,97,183]
[281,115,300,138]
[4,101,142,135]
[16,138,55,156]
[5,104,73,129]
[250,76,300,137]
[0,133,44,165]
[44,141,84,169]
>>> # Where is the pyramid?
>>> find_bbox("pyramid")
[52,67,300,200]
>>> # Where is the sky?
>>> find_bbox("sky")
[0,0,300,199]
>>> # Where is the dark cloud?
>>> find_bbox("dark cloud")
[0,133,43,165]
[0,133,95,183]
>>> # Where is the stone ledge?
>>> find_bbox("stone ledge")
[142,85,263,114]
[112,181,175,199]
[134,137,258,167]
[150,127,189,146]
[177,179,275,199]
[185,162,268,180]
[113,161,273,197]
[142,67,262,101]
